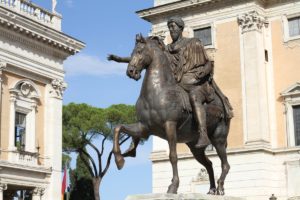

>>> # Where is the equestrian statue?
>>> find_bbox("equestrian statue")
[107,17,233,195]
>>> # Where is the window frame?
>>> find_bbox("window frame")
[281,83,300,147]
[288,17,300,37]
[9,80,40,153]
[282,13,300,42]
[292,105,300,146]
[194,26,213,47]
[191,22,216,49]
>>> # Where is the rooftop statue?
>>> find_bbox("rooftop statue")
[108,17,233,195]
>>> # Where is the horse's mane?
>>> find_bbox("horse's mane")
[146,36,166,51]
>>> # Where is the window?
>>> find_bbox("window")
[293,105,300,146]
[283,14,300,42]
[8,80,40,153]
[194,27,212,46]
[281,83,300,147]
[288,17,300,37]
[15,112,26,151]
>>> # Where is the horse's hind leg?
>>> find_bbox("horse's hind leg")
[122,137,140,157]
[187,142,216,195]
[113,122,148,170]
[212,121,230,195]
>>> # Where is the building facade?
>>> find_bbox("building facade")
[0,1,84,199]
[137,0,300,199]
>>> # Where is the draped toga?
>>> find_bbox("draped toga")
[166,37,234,119]
[167,37,210,84]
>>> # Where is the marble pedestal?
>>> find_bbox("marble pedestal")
[125,193,246,200]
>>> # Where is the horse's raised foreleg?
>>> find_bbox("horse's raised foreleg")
[113,122,148,170]
[122,137,140,158]
[213,121,230,195]
[165,121,179,194]
[187,142,216,195]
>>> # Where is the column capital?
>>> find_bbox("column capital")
[0,183,7,192]
[32,187,45,196]
[237,11,269,33]
[0,61,7,71]
[50,79,67,99]
[9,89,18,103]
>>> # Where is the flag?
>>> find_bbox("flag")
[62,166,67,200]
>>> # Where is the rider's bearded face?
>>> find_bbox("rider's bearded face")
[168,22,183,42]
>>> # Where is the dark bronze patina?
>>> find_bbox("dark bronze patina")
[108,17,233,195]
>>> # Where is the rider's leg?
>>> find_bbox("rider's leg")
[189,87,210,148]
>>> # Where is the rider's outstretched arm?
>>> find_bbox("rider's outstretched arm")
[107,54,131,63]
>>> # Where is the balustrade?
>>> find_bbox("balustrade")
[0,0,61,30]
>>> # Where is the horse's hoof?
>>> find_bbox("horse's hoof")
[207,188,216,195]
[216,189,225,196]
[115,154,125,170]
[167,185,178,194]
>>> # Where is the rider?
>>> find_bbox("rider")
[166,17,212,148]
[108,17,233,148]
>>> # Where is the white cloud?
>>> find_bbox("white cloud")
[64,53,127,77]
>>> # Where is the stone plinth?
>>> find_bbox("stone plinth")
[125,193,246,200]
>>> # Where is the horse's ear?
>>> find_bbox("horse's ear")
[136,33,146,43]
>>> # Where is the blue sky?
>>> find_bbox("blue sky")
[33,0,154,199]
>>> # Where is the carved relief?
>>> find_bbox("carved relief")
[32,187,45,196]
[12,80,40,99]
[0,60,7,83]
[20,82,33,97]
[0,60,7,70]
[50,79,67,99]
[0,183,7,192]
[237,11,269,33]
[192,168,209,182]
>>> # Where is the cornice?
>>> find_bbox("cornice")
[0,25,70,61]
[137,0,223,22]
[0,160,52,174]
[136,0,295,22]
[0,6,85,56]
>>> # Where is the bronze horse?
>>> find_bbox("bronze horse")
[112,34,231,195]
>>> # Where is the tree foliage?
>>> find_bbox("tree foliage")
[70,154,94,200]
[62,103,137,200]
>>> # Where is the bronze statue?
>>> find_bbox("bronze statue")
[108,17,233,195]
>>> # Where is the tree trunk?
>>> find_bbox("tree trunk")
[92,177,101,200]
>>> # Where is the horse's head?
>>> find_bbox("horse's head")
[127,34,165,81]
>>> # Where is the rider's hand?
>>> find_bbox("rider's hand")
[107,54,117,61]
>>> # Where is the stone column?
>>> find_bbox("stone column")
[32,187,44,200]
[8,90,17,151]
[238,11,271,148]
[44,79,66,200]
[0,183,7,200]
[0,61,7,150]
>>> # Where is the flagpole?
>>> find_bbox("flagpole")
[61,165,67,200]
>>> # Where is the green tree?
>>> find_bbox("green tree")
[63,103,136,200]
[69,154,94,200]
